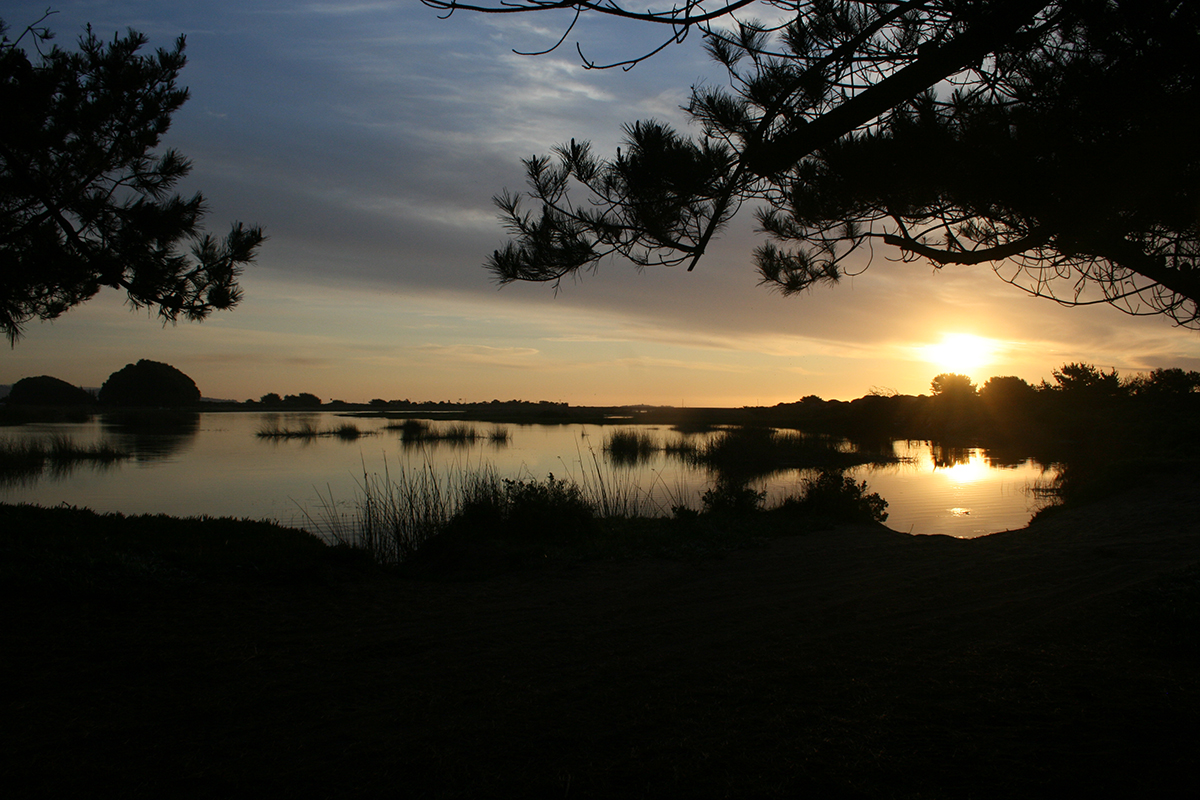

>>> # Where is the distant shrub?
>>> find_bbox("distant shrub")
[99,360,200,407]
[7,376,94,406]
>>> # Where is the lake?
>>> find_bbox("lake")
[0,412,1057,538]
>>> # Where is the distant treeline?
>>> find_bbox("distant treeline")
[761,365,1200,448]
[248,394,571,414]
[9,363,1199,452]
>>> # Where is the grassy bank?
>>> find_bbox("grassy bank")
[0,504,337,591]
[5,477,1199,799]
[303,462,889,569]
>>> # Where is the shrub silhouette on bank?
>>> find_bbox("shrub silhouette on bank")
[452,474,596,540]
[777,471,889,524]
[5,376,94,407]
[98,360,200,407]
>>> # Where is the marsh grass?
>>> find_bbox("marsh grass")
[312,431,895,567]
[386,419,511,446]
[384,418,431,437]
[307,443,672,566]
[662,436,698,460]
[603,428,658,466]
[256,419,375,440]
[0,435,130,484]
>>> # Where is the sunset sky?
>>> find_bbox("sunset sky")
[5,1,1200,405]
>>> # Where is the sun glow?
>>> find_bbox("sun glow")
[937,456,991,485]
[920,333,998,375]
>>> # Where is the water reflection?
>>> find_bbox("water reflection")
[0,451,127,488]
[101,410,200,461]
[0,412,1059,537]
[931,443,974,468]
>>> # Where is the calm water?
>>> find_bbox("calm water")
[1,412,1056,538]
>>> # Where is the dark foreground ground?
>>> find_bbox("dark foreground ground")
[5,482,1199,799]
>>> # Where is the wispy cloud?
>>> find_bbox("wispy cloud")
[411,343,542,367]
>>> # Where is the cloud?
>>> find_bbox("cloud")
[411,343,542,367]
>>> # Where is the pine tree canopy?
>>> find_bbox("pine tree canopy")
[428,1,1200,327]
[0,14,264,343]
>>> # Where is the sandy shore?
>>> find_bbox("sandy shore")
[6,480,1199,797]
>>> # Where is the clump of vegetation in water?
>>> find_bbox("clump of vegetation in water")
[256,419,373,440]
[604,428,658,466]
[385,419,510,446]
[0,435,130,484]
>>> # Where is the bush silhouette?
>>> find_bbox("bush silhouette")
[780,471,889,523]
[453,474,594,539]
[98,360,200,407]
[7,376,94,406]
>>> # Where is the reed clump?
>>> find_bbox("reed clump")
[256,420,374,440]
[0,435,130,483]
[603,428,658,466]
[312,450,891,568]
[386,420,510,446]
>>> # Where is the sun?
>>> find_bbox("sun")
[920,333,997,375]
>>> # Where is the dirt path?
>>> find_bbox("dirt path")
[7,482,1200,798]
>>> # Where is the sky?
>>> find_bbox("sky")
[4,0,1200,405]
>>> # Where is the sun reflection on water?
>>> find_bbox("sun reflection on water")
[935,455,991,484]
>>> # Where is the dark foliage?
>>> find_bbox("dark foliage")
[6,375,93,406]
[98,359,200,407]
[0,15,264,343]
[451,474,596,539]
[700,479,766,515]
[443,1,1200,327]
[778,470,889,523]
[282,393,322,408]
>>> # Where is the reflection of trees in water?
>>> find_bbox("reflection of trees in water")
[931,443,974,469]
[981,443,1058,471]
[930,441,1060,471]
[602,426,895,487]
[100,410,200,461]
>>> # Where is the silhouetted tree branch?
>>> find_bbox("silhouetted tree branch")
[0,16,265,343]
[437,0,1200,328]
